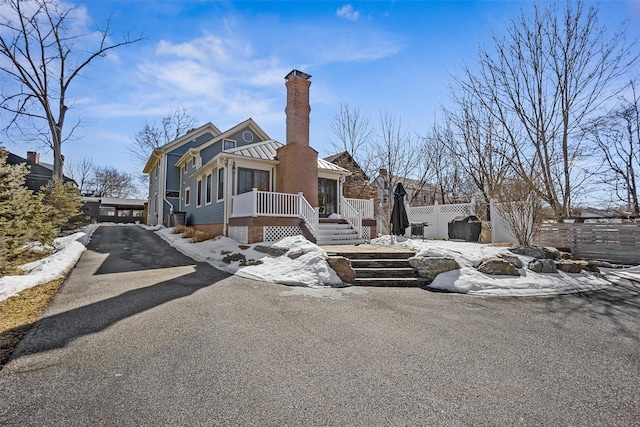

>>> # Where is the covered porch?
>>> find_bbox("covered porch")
[229,189,376,244]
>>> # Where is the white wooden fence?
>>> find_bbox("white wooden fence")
[408,201,474,239]
[534,223,640,265]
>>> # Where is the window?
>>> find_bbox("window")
[154,165,158,180]
[182,166,186,175]
[154,193,158,213]
[185,186,191,206]
[100,207,116,217]
[223,139,236,150]
[166,190,179,198]
[196,179,202,207]
[217,168,224,201]
[205,174,212,204]
[191,158,196,168]
[238,168,269,194]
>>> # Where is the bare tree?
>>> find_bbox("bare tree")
[588,79,640,215]
[64,157,94,195]
[129,107,196,166]
[372,112,429,230]
[455,0,638,221]
[329,103,373,170]
[446,95,513,209]
[91,166,137,198]
[0,0,144,180]
[424,122,475,206]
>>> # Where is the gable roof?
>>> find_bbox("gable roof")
[324,151,369,180]
[174,118,272,169]
[142,122,222,173]
[5,151,75,192]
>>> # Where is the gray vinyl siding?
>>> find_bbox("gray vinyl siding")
[182,168,224,226]
[165,153,182,192]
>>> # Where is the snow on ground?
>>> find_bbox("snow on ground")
[2,223,638,301]
[371,236,619,296]
[0,225,98,302]
[155,228,341,287]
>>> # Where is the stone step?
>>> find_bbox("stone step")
[349,259,411,269]
[350,277,429,287]
[354,267,417,279]
[327,251,415,260]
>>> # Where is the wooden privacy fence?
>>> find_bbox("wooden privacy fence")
[534,223,640,265]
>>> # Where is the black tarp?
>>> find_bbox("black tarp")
[391,182,409,236]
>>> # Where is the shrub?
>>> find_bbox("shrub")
[181,226,197,239]
[173,224,188,234]
[192,229,216,243]
[40,178,85,231]
[0,149,55,274]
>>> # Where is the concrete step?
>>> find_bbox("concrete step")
[317,238,366,246]
[318,223,353,229]
[354,267,417,279]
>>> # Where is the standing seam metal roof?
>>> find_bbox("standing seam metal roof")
[224,140,349,173]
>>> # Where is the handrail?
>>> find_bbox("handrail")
[298,192,318,238]
[340,196,363,239]
[230,189,318,237]
[343,197,374,219]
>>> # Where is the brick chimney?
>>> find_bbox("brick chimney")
[276,70,318,206]
[27,151,39,164]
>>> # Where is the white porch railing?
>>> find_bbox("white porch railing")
[344,197,374,219]
[231,189,319,237]
[340,196,363,239]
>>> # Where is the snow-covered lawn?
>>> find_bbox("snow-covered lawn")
[2,223,638,302]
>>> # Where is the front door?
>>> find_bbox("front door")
[318,178,337,217]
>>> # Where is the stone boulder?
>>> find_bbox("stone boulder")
[555,261,584,274]
[477,258,520,276]
[254,245,288,257]
[328,256,357,283]
[528,259,558,273]
[497,254,523,268]
[511,246,560,260]
[408,256,460,282]
[573,260,601,273]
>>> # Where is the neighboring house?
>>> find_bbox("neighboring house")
[81,197,147,224]
[6,151,75,192]
[143,70,376,245]
[324,151,377,202]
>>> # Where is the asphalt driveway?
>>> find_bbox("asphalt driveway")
[1,225,638,426]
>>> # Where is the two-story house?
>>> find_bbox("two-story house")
[144,70,376,245]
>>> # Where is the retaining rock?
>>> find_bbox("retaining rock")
[408,256,460,282]
[478,258,520,276]
[328,257,357,283]
[528,259,558,273]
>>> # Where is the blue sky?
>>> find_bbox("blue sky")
[2,0,639,192]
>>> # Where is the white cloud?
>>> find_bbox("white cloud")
[336,4,360,21]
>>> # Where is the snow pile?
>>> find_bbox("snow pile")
[238,236,342,287]
[0,225,97,302]
[154,229,341,287]
[371,236,612,296]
